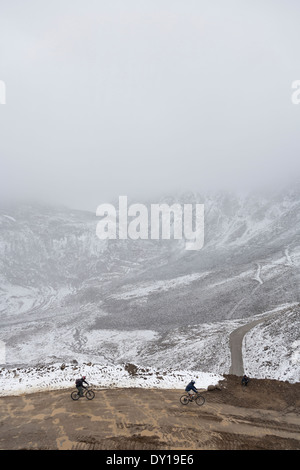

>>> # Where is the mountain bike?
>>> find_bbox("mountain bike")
[71,386,95,401]
[180,392,205,406]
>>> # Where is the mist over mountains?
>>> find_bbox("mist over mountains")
[0,185,299,378]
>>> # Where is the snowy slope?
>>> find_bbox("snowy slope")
[0,363,222,397]
[243,306,300,383]
[0,186,300,394]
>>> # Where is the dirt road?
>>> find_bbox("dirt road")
[229,316,269,376]
[0,375,299,450]
[229,310,284,376]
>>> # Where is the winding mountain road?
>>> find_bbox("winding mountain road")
[229,311,281,376]
[228,253,297,376]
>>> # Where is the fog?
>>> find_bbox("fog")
[1,0,300,211]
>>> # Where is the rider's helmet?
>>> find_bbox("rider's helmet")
[82,376,86,379]
[191,380,195,384]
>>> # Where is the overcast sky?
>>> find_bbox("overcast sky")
[1,0,300,210]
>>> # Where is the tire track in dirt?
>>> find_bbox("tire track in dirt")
[0,379,299,450]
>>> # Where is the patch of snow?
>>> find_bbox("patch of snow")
[110,273,208,300]
[0,362,223,397]
[253,263,263,284]
[242,306,300,383]
[2,215,16,222]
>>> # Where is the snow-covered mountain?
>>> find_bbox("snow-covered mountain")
[0,186,299,384]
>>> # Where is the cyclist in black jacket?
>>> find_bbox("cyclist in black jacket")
[75,376,89,396]
[241,375,250,386]
[185,380,198,400]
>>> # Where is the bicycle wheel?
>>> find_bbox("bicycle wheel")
[195,395,205,406]
[180,394,190,405]
[86,390,95,400]
[71,390,80,400]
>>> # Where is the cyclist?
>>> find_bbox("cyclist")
[185,380,198,400]
[75,376,89,397]
[241,375,250,386]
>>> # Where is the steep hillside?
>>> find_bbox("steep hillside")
[0,186,299,381]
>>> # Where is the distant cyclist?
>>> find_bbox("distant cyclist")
[241,375,250,386]
[185,380,198,400]
[75,376,89,396]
